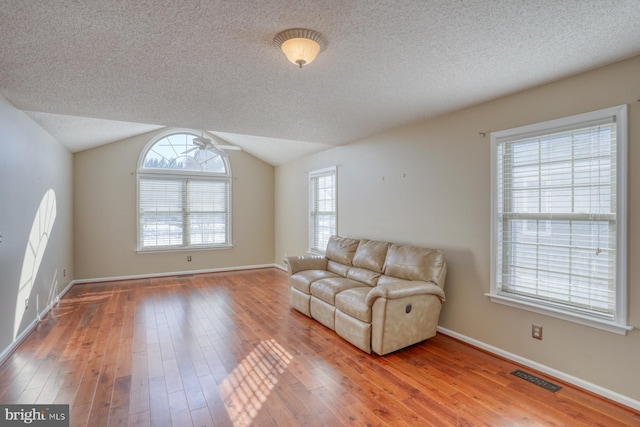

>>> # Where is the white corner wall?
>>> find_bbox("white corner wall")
[0,95,74,359]
[73,129,275,280]
[275,55,640,406]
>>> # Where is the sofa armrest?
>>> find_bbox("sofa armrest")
[365,281,445,306]
[284,256,328,275]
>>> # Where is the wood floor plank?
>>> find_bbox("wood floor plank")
[148,376,171,427]
[128,348,150,415]
[197,374,233,427]
[128,410,151,427]
[167,389,193,427]
[107,401,131,427]
[189,406,216,427]
[176,354,208,411]
[1,268,639,427]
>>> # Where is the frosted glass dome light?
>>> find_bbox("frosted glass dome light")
[274,28,327,68]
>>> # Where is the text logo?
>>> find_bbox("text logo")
[1,405,69,426]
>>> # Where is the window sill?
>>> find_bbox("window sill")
[485,292,633,335]
[137,245,233,254]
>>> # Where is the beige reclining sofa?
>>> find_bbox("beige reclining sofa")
[285,236,446,355]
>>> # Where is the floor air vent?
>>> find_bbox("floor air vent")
[511,369,562,392]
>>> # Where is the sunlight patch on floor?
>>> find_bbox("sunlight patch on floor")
[220,339,293,426]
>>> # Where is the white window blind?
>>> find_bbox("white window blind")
[139,178,184,247]
[139,177,230,249]
[309,167,337,253]
[137,130,233,251]
[490,105,629,332]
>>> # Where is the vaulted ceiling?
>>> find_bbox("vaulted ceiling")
[2,1,640,165]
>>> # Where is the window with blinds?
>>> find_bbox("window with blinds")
[137,130,232,251]
[309,167,337,253]
[489,105,629,333]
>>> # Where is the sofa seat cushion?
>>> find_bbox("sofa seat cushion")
[335,287,372,323]
[310,277,364,305]
[291,270,340,294]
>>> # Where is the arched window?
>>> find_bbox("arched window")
[137,129,232,251]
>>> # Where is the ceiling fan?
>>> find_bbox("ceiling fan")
[183,132,242,157]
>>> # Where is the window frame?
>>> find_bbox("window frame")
[308,166,337,254]
[136,128,233,252]
[488,105,631,335]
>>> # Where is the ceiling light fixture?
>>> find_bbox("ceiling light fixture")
[274,28,327,68]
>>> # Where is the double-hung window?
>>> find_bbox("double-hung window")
[309,166,337,253]
[489,105,630,334]
[137,130,232,251]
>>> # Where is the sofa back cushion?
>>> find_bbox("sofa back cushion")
[383,244,445,283]
[325,236,360,265]
[352,239,389,273]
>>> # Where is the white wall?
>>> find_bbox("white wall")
[0,95,74,357]
[275,55,640,404]
[73,129,275,280]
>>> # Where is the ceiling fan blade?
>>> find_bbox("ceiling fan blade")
[193,133,239,155]
[181,147,198,154]
[193,136,212,145]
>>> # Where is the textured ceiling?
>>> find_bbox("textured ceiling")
[2,1,640,165]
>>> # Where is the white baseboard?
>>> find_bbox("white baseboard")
[72,263,278,284]
[0,280,75,366]
[437,326,640,412]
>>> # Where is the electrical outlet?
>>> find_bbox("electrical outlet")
[532,324,543,340]
[187,256,192,262]
[63,269,66,277]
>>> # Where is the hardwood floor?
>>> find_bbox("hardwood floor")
[1,268,638,426]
